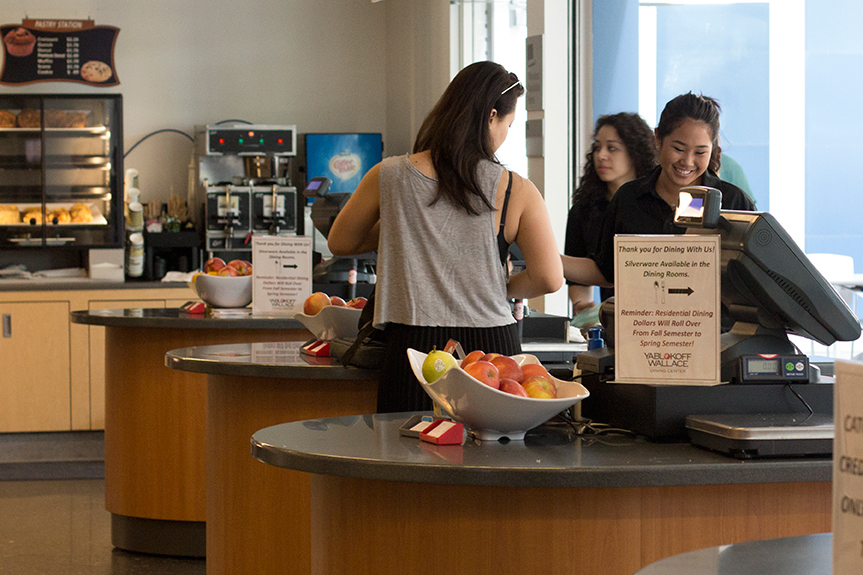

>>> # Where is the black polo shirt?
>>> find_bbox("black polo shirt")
[592,166,756,283]
[564,196,613,302]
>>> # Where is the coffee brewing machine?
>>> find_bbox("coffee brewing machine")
[195,124,299,262]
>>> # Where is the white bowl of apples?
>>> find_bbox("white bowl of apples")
[407,348,589,441]
[192,257,254,308]
[293,292,367,340]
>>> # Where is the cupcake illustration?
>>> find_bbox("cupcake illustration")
[4,27,36,57]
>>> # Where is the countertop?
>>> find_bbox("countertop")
[71,307,306,330]
[250,412,832,488]
[165,341,377,380]
[0,279,191,292]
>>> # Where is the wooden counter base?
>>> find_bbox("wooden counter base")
[206,373,378,575]
[103,326,308,556]
[309,476,831,575]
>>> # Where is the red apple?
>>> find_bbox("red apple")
[330,296,347,307]
[461,350,485,369]
[523,375,556,399]
[216,265,239,276]
[227,259,253,276]
[490,355,523,383]
[463,360,500,390]
[499,378,529,397]
[303,292,331,315]
[480,353,501,363]
[346,297,367,309]
[522,364,553,386]
[204,257,226,273]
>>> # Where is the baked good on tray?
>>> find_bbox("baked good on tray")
[45,109,67,127]
[63,111,86,128]
[22,208,42,224]
[0,205,20,224]
[0,110,15,128]
[17,108,40,128]
[70,203,93,223]
[48,207,71,224]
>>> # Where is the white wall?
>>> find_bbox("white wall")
[0,0,390,208]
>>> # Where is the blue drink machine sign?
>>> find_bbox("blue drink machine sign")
[1,19,119,86]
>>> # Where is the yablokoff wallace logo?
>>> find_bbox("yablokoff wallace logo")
[329,152,361,180]
[643,352,692,368]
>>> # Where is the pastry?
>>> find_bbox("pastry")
[48,207,71,224]
[16,108,40,128]
[4,27,36,58]
[0,110,15,128]
[0,205,19,224]
[45,109,67,128]
[80,61,112,83]
[22,208,42,224]
[63,112,87,128]
[70,203,93,223]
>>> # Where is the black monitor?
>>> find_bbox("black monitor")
[687,209,861,380]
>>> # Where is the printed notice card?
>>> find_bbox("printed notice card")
[833,360,863,574]
[251,235,312,315]
[613,234,721,385]
[1,19,119,86]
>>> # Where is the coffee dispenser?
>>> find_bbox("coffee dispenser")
[195,124,299,262]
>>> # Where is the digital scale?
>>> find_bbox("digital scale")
[686,413,833,459]
[737,353,811,384]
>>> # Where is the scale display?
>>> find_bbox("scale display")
[738,354,809,384]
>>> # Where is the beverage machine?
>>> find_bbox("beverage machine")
[195,124,299,262]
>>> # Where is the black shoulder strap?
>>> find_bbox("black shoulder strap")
[497,170,513,267]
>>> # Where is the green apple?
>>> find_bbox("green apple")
[422,349,457,383]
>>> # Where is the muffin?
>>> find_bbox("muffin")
[22,208,42,224]
[17,108,40,128]
[0,205,19,224]
[4,27,36,57]
[70,203,93,223]
[45,109,67,128]
[63,112,87,128]
[48,207,71,224]
[0,110,15,128]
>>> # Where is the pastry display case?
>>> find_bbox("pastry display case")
[0,94,123,249]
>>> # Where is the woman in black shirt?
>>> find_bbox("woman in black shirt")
[564,112,656,313]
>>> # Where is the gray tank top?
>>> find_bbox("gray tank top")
[373,154,514,329]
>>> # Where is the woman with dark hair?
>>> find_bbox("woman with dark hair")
[329,61,563,413]
[564,112,656,313]
[561,92,756,287]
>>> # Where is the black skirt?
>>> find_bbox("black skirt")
[376,322,521,413]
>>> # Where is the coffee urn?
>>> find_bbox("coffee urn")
[195,124,299,262]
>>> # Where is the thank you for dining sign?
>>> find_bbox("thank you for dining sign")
[1,19,119,86]
[251,235,312,315]
[613,234,721,385]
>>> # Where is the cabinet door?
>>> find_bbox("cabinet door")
[0,302,71,431]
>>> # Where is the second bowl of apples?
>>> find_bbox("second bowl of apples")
[407,348,590,441]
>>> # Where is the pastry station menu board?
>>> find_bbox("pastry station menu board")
[1,19,119,86]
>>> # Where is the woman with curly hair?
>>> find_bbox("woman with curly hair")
[564,112,656,313]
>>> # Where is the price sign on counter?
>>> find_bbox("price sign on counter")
[1,20,119,86]
[251,235,312,315]
[613,234,721,385]
[833,361,863,574]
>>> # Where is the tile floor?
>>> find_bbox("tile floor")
[0,479,205,575]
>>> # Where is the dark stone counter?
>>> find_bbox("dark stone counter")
[251,411,831,489]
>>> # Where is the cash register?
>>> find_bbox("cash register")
[577,186,861,456]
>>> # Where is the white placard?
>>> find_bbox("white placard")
[251,235,313,315]
[613,234,721,385]
[833,360,863,574]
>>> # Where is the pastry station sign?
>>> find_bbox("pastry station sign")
[1,19,119,86]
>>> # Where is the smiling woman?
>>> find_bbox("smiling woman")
[560,92,756,288]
